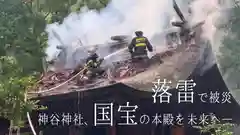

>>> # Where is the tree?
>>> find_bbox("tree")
[218,2,240,91]
[33,0,110,23]
[0,0,110,133]
[196,123,234,135]
[0,56,39,134]
[0,0,48,75]
[0,0,47,133]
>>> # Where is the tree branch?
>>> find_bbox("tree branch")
[44,12,50,19]
[98,0,107,7]
[23,2,34,15]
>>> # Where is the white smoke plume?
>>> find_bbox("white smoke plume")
[45,0,232,70]
[190,0,233,52]
[189,0,234,74]
[45,0,178,69]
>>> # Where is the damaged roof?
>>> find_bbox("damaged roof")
[28,42,205,98]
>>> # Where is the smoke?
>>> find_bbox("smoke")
[44,0,232,70]
[45,0,184,68]
[190,0,233,52]
[187,0,234,74]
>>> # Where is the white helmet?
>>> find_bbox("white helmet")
[87,46,97,55]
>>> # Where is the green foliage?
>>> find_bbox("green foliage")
[87,0,109,10]
[196,123,234,135]
[0,0,47,75]
[0,0,47,129]
[33,0,110,23]
[0,56,40,128]
[218,3,240,90]
[0,0,109,130]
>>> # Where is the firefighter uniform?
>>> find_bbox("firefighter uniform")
[128,31,153,60]
[84,52,104,79]
[85,53,99,69]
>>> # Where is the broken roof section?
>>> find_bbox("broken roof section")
[29,40,206,98]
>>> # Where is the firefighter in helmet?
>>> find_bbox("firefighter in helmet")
[83,47,104,80]
[128,31,153,61]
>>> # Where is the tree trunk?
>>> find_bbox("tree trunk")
[8,121,21,135]
[16,128,20,135]
[8,120,13,135]
[8,128,12,135]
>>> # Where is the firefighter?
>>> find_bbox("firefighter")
[128,31,153,62]
[83,47,104,80]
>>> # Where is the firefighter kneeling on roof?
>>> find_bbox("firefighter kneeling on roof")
[128,31,153,63]
[82,47,104,82]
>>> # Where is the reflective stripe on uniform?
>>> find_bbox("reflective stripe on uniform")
[136,37,145,42]
[86,60,93,65]
[135,37,146,47]
[135,43,146,47]
[86,60,99,68]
